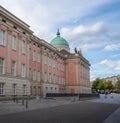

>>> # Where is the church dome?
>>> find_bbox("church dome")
[50,29,69,51]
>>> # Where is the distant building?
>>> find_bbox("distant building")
[0,6,91,99]
[104,75,120,84]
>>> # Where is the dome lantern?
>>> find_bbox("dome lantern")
[56,28,60,36]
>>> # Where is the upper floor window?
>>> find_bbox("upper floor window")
[38,71,40,82]
[0,57,4,74]
[22,40,26,54]
[12,35,16,50]
[29,48,32,60]
[37,52,40,63]
[11,61,16,76]
[33,69,36,81]
[0,83,5,95]
[29,68,32,79]
[44,72,47,82]
[33,50,36,61]
[44,56,47,64]
[0,29,6,46]
[21,64,25,77]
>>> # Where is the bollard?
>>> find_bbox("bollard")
[26,99,28,110]
[16,98,18,103]
[22,98,24,105]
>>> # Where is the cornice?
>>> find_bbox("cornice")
[0,5,33,34]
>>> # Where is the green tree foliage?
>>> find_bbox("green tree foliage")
[115,77,120,92]
[104,80,114,90]
[92,78,114,92]
[92,78,104,92]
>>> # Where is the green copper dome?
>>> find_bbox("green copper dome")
[50,29,69,47]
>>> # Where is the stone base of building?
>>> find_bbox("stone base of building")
[0,76,30,100]
[66,85,91,94]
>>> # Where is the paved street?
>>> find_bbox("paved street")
[0,101,119,123]
[0,94,120,123]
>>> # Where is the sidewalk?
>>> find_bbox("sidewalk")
[0,98,78,115]
[0,94,120,123]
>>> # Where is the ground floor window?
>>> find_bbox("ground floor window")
[23,84,27,95]
[12,84,17,95]
[0,83,5,95]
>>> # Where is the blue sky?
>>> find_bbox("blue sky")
[0,0,120,80]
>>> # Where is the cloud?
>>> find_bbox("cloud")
[104,44,120,51]
[61,22,109,52]
[61,21,107,36]
[1,0,120,80]
[91,59,120,79]
[99,59,120,71]
[111,54,120,58]
[0,0,115,41]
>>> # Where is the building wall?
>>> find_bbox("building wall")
[0,6,91,99]
[65,56,91,94]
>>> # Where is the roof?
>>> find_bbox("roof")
[50,29,69,47]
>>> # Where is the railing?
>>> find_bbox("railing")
[46,93,100,98]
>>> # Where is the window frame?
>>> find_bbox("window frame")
[0,83,5,95]
[0,29,6,46]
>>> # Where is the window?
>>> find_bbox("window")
[23,84,27,95]
[38,71,40,82]
[48,58,51,66]
[0,29,6,46]
[49,73,51,83]
[12,35,16,50]
[33,69,36,81]
[44,56,47,64]
[29,48,32,60]
[37,52,40,63]
[12,84,17,95]
[29,68,32,79]
[33,50,36,61]
[11,61,16,76]
[0,58,4,74]
[22,40,26,54]
[0,83,5,95]
[44,72,47,82]
[21,64,25,77]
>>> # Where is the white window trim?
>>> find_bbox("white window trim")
[22,40,26,54]
[21,64,25,77]
[37,71,40,82]
[12,84,17,95]
[0,83,5,95]
[11,61,16,76]
[33,69,36,81]
[23,84,27,95]
[0,29,6,46]
[12,35,16,50]
[0,57,5,74]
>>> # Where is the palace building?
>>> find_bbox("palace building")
[0,6,91,99]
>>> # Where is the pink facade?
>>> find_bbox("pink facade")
[0,6,91,99]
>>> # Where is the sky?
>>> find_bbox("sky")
[0,0,120,81]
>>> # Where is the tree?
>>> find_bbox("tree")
[104,80,114,90]
[115,77,120,93]
[92,78,114,93]
[92,78,104,92]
